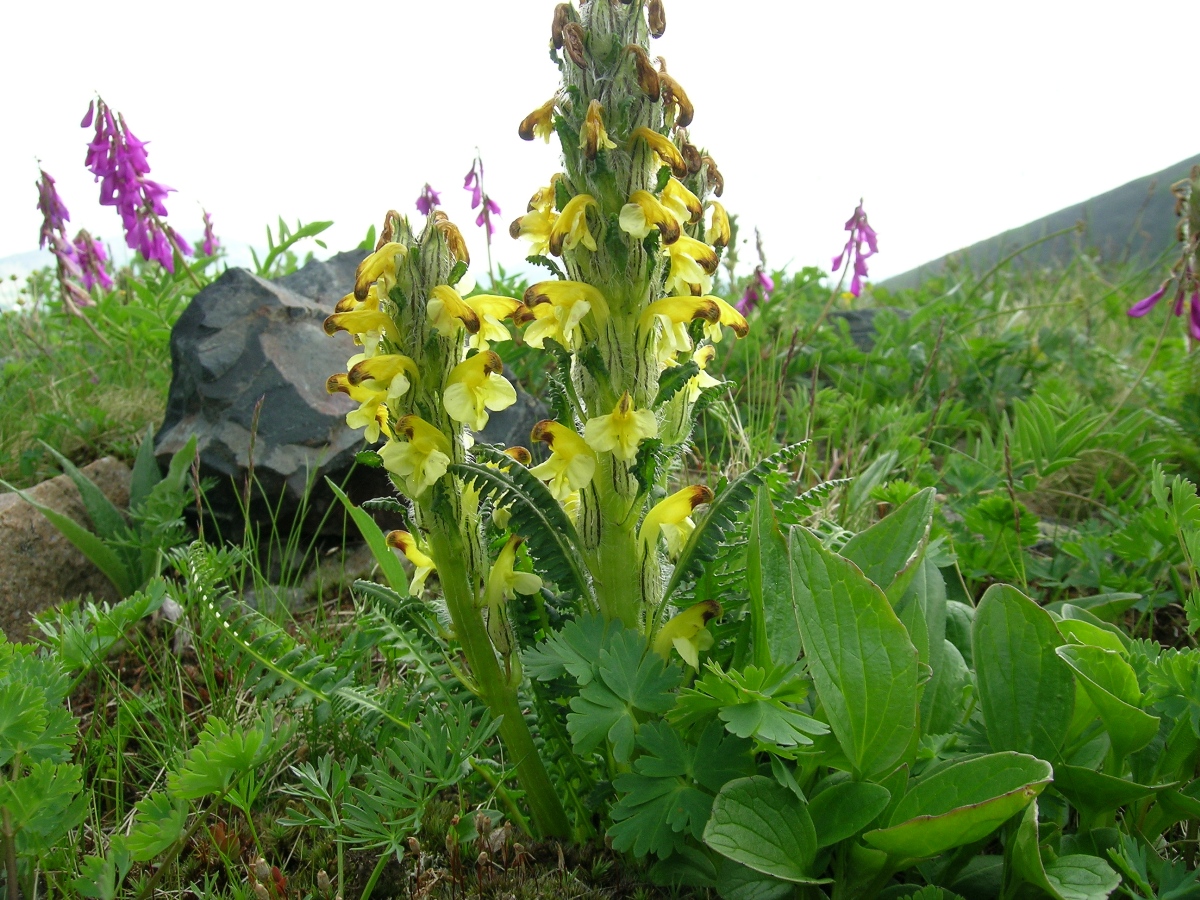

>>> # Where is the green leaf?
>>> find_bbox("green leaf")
[714,857,793,900]
[945,600,975,667]
[1056,644,1160,758]
[863,752,1052,858]
[789,525,919,778]
[1046,593,1141,623]
[748,487,799,668]
[128,426,161,513]
[841,486,936,602]
[0,682,48,764]
[525,614,612,684]
[1011,799,1119,900]
[973,583,1074,760]
[846,450,898,514]
[168,717,271,799]
[126,791,188,861]
[0,479,135,596]
[328,480,410,595]
[39,441,127,541]
[452,448,594,604]
[926,639,973,736]
[1051,764,1164,816]
[0,760,83,849]
[703,776,827,884]
[808,781,891,847]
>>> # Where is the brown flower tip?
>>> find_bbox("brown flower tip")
[551,3,571,50]
[504,446,532,466]
[326,373,350,394]
[659,69,693,128]
[648,0,666,38]
[702,155,724,197]
[626,45,661,101]
[678,133,702,174]
[509,217,525,240]
[512,303,536,325]
[695,598,721,624]
[378,211,400,249]
[562,22,587,68]
[435,217,470,265]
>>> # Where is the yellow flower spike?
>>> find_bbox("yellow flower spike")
[701,296,750,343]
[639,295,720,330]
[427,285,482,336]
[385,530,437,597]
[464,294,526,350]
[548,194,599,256]
[323,309,401,344]
[347,353,419,390]
[652,599,722,668]
[579,99,618,160]
[509,209,558,256]
[519,94,558,143]
[619,191,681,244]
[629,127,688,179]
[529,420,597,500]
[379,415,452,498]
[584,392,659,462]
[661,178,704,226]
[639,484,714,558]
[707,202,731,249]
[444,350,518,431]
[663,236,719,296]
[353,241,407,300]
[687,345,722,402]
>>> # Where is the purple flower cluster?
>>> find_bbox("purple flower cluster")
[201,210,220,257]
[736,267,775,316]
[832,200,878,297]
[464,157,501,237]
[82,98,190,272]
[416,183,441,216]
[35,168,103,313]
[1128,276,1200,339]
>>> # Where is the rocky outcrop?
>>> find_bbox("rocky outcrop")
[0,457,130,641]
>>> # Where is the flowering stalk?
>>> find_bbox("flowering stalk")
[832,199,878,297]
[35,168,96,316]
[1128,165,1200,340]
[200,210,220,257]
[464,154,501,285]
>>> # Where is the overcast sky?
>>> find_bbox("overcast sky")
[3,1,1199,283]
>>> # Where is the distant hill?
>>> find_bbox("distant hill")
[883,153,1200,290]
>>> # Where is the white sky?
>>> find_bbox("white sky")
[3,1,1199,282]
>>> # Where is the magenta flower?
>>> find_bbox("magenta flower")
[736,267,775,316]
[1128,261,1200,339]
[72,230,113,291]
[83,98,188,272]
[201,210,220,256]
[35,168,95,314]
[416,183,441,216]
[832,200,878,297]
[463,155,500,237]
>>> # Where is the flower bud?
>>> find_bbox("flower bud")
[580,100,617,160]
[562,22,587,68]
[702,155,724,197]
[707,202,731,249]
[626,45,661,101]
[317,871,333,896]
[658,65,693,128]
[433,212,471,265]
[648,0,666,38]
[678,133,702,174]
[551,3,571,50]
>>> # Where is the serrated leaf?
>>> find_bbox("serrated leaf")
[525,614,612,684]
[0,760,84,851]
[0,682,48,764]
[126,791,188,861]
[168,717,270,799]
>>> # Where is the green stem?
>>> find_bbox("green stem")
[358,851,392,900]
[427,526,570,838]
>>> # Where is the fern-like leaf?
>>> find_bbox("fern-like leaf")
[662,442,808,600]
[451,447,595,606]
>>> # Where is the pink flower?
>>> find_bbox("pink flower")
[71,230,113,291]
[463,156,501,236]
[736,267,775,315]
[416,183,441,216]
[34,168,96,313]
[832,200,878,297]
[201,210,219,256]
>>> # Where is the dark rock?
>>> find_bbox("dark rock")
[155,251,390,536]
[829,307,911,351]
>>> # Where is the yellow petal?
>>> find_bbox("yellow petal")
[639,484,713,549]
[428,285,482,335]
[652,600,722,660]
[629,128,688,178]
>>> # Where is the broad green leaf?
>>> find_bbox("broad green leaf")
[714,857,792,900]
[1056,645,1160,758]
[945,600,975,667]
[0,479,135,596]
[1057,605,1131,652]
[808,781,891,847]
[926,640,972,736]
[703,776,827,884]
[748,487,799,668]
[1011,799,1117,899]
[1057,619,1127,654]
[328,480,410,595]
[39,441,127,541]
[840,486,936,602]
[128,426,161,513]
[525,614,612,685]
[863,752,1052,859]
[1047,593,1141,623]
[126,791,188,861]
[789,526,919,778]
[1051,764,1165,816]
[973,583,1074,760]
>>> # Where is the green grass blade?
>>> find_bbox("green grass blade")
[326,479,410,594]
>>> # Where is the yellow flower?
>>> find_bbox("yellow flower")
[379,415,452,498]
[562,491,581,522]
[654,319,694,369]
[354,241,408,300]
[529,420,597,500]
[639,296,720,330]
[527,177,562,215]
[584,392,658,461]
[629,128,688,178]
[686,345,722,402]
[330,354,418,443]
[323,309,401,347]
[521,281,608,349]
[661,178,703,227]
[385,529,436,597]
[707,201,731,249]
[701,296,750,343]
[579,99,618,159]
[464,294,527,350]
[347,353,419,391]
[548,194,599,256]
[639,484,713,558]
[334,283,380,313]
[443,350,518,431]
[509,209,558,256]
[652,600,721,668]
[519,94,558,143]
[484,535,542,662]
[663,236,719,296]
[427,285,482,336]
[618,191,681,244]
